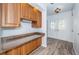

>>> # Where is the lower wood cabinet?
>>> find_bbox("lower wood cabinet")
[37,37,42,47]
[2,37,42,55]
[21,42,32,55]
[6,47,21,55]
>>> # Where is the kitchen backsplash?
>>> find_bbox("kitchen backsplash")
[1,20,42,37]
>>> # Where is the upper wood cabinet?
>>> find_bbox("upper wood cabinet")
[0,3,42,28]
[1,3,21,27]
[0,4,2,28]
[29,6,36,21]
[32,9,42,28]
[36,10,42,28]
[20,4,30,20]
[20,3,35,21]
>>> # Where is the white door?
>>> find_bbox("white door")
[73,4,79,54]
[73,16,79,54]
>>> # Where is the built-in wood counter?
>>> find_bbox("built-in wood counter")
[0,32,45,55]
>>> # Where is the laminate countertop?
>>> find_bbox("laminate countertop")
[0,32,45,54]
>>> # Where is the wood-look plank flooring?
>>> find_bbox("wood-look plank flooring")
[30,38,75,55]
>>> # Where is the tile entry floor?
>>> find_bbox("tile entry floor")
[30,38,75,55]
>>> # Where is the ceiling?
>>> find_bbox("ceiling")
[47,3,74,15]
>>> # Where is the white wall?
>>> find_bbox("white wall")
[47,11,73,42]
[73,4,79,54]
[41,9,47,47]
[2,21,41,37]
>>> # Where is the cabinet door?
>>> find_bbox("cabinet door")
[21,42,32,55]
[31,40,37,51]
[2,3,20,27]
[32,10,42,28]
[6,47,21,55]
[20,38,42,55]
[21,4,35,21]
[38,11,42,27]
[21,4,30,20]
[35,37,42,48]
[37,37,42,47]
[0,4,2,27]
[29,6,35,21]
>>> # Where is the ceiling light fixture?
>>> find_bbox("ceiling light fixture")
[54,8,62,13]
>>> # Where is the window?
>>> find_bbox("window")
[50,22,55,30]
[50,20,65,31]
[58,20,65,30]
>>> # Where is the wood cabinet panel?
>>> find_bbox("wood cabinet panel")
[21,4,30,20]
[20,38,42,55]
[0,4,2,27]
[1,38,41,55]
[2,3,20,27]
[32,9,42,28]
[29,7,36,21]
[21,4,34,21]
[0,52,6,55]
[37,37,42,47]
[4,37,42,55]
[0,3,42,28]
[21,42,32,55]
[6,47,21,55]
[37,11,42,27]
[31,40,37,50]
[21,3,42,27]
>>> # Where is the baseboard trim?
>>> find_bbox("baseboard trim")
[47,37,73,43]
